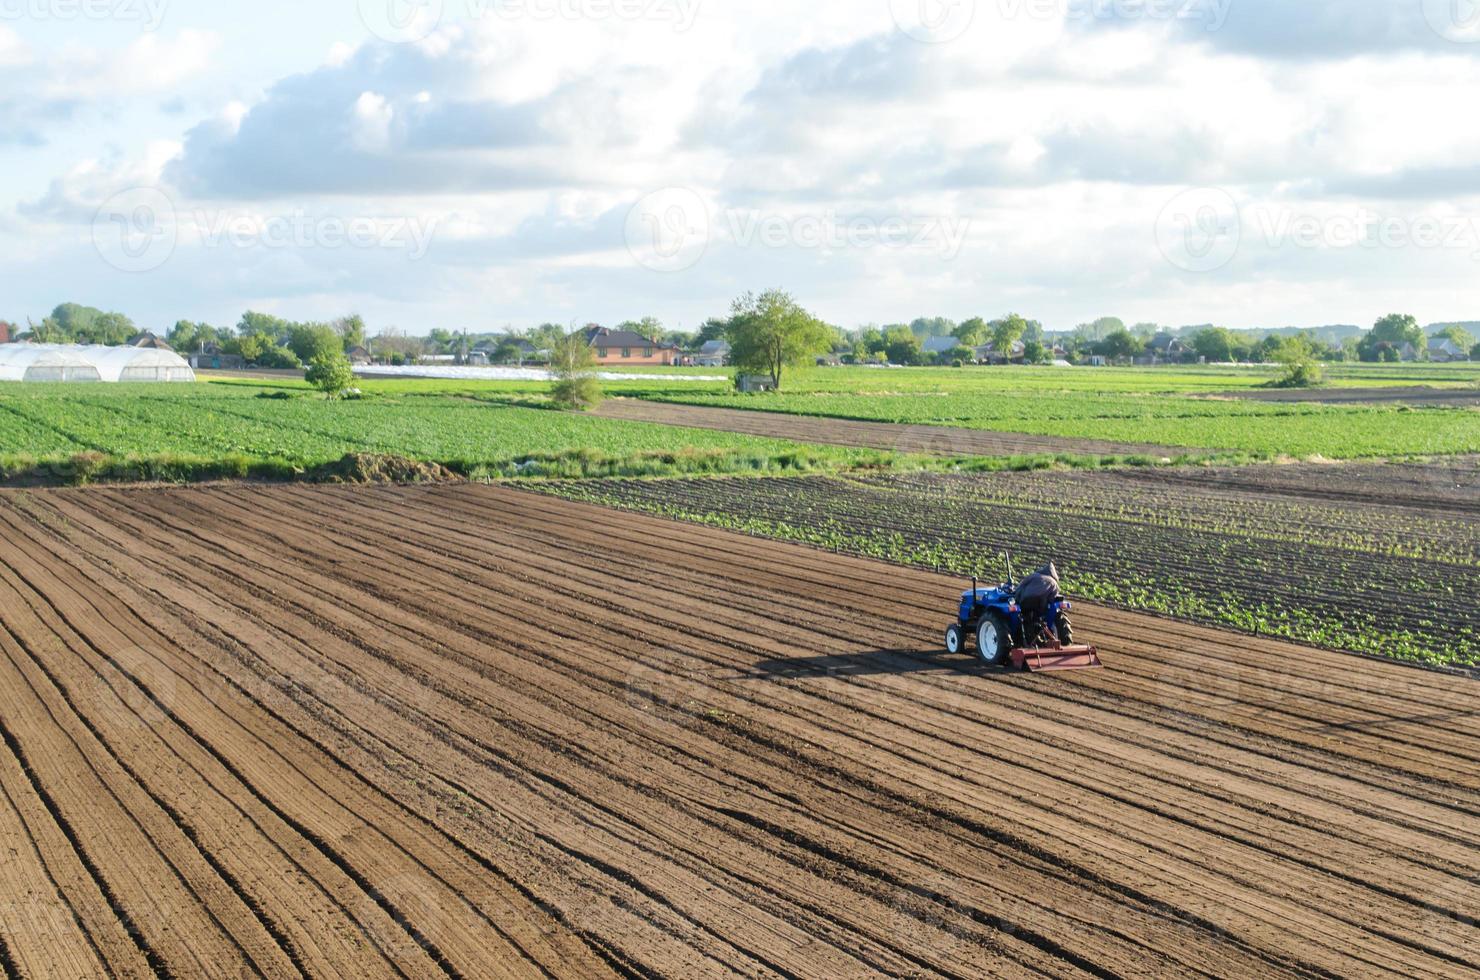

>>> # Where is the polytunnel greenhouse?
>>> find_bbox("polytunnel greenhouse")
[0,344,195,382]
[0,345,103,382]
[74,345,196,382]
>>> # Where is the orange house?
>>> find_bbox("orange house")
[583,326,679,365]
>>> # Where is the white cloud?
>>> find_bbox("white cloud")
[8,3,1480,331]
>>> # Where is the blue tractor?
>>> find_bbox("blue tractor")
[943,564,1102,672]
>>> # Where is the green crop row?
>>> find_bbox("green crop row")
[540,469,1478,669]
[646,388,1480,458]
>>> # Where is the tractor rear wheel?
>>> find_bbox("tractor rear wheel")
[976,613,1011,667]
[1058,616,1075,647]
[945,624,964,655]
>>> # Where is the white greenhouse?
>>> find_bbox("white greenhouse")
[0,344,195,383]
[0,345,103,383]
[73,345,196,383]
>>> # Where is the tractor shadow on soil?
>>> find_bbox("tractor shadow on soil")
[744,649,1003,681]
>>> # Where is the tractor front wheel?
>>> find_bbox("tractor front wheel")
[976,613,1011,667]
[945,624,964,655]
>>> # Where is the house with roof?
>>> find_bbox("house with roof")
[694,339,731,366]
[186,343,246,371]
[922,336,966,361]
[973,340,1025,365]
[1146,333,1193,364]
[128,331,174,351]
[1427,337,1469,362]
[583,326,680,365]
[346,345,373,365]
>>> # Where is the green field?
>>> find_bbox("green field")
[0,381,882,482]
[0,361,1476,485]
[629,361,1479,459]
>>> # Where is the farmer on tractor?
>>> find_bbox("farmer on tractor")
[1015,562,1062,641]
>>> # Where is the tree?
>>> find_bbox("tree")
[910,316,956,338]
[948,345,975,365]
[1358,313,1422,362]
[1191,327,1236,363]
[168,320,221,353]
[492,338,526,364]
[529,323,567,355]
[1433,324,1476,350]
[1097,328,1143,362]
[1023,339,1048,364]
[726,289,831,389]
[952,317,989,347]
[255,344,302,370]
[990,314,1028,357]
[883,326,923,366]
[1270,335,1324,388]
[1472,342,1480,361]
[548,330,603,409]
[51,303,104,336]
[237,311,290,340]
[695,318,730,345]
[335,314,366,351]
[286,322,342,363]
[305,350,355,398]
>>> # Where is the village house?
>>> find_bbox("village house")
[186,343,246,371]
[583,326,680,365]
[128,331,174,351]
[1427,337,1470,362]
[694,339,731,366]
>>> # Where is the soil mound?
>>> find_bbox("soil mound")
[305,453,461,484]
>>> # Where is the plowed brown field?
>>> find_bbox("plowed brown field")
[0,483,1475,978]
[594,399,1177,458]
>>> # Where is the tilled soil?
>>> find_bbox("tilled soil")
[547,457,1480,666]
[1220,386,1480,408]
[0,483,1475,977]
[594,398,1181,458]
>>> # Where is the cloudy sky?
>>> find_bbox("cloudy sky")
[3,0,1479,335]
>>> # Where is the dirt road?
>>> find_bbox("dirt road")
[0,484,1474,976]
[594,398,1181,458]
